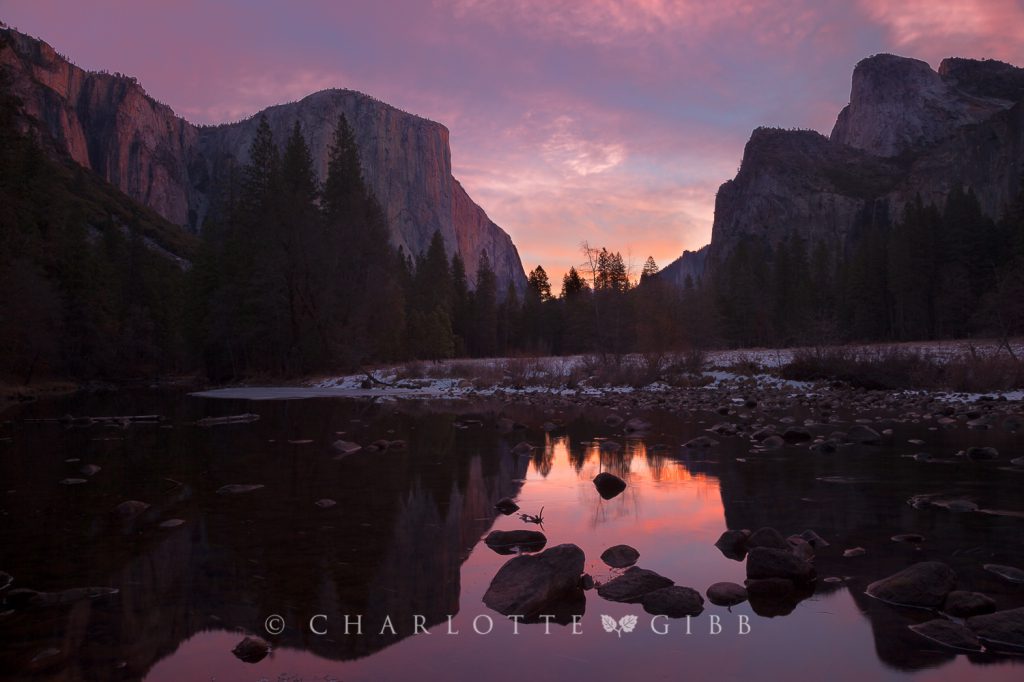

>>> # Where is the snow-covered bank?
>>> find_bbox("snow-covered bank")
[191,338,1024,404]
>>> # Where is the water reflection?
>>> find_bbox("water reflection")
[0,394,1021,680]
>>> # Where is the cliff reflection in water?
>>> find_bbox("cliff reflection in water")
[0,397,529,679]
[1,395,1022,680]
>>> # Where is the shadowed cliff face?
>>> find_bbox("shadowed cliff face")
[671,53,1024,279]
[0,27,526,291]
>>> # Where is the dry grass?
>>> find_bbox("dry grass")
[779,346,1024,392]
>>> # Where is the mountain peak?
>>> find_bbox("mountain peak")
[831,52,1018,157]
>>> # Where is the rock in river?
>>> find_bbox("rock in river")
[966,607,1024,651]
[332,440,362,456]
[593,472,627,500]
[866,561,956,609]
[943,591,996,617]
[114,500,150,518]
[714,529,750,560]
[908,619,983,652]
[983,564,1024,583]
[216,484,265,495]
[745,547,815,582]
[642,586,705,617]
[746,527,790,551]
[600,544,640,568]
[847,425,881,444]
[483,544,585,618]
[484,530,547,555]
[232,636,270,663]
[706,582,748,607]
[597,567,674,603]
[966,446,999,461]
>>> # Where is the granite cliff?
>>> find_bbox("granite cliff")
[0,26,526,290]
[671,53,1024,279]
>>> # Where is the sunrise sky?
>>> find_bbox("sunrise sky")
[4,0,1024,282]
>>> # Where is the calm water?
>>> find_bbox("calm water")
[0,391,1022,681]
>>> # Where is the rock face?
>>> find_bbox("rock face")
[0,27,527,292]
[665,53,1024,281]
[830,54,1015,158]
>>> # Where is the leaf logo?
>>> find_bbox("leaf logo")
[601,614,638,637]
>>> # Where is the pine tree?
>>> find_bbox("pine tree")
[470,251,498,356]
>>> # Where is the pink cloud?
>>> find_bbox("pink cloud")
[859,0,1024,65]
[4,1,1023,285]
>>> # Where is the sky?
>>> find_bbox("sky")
[3,0,1024,282]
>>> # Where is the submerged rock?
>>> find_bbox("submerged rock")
[706,582,748,607]
[642,586,704,617]
[944,591,996,617]
[482,544,585,618]
[781,427,812,443]
[232,636,270,663]
[983,564,1024,583]
[314,499,337,509]
[866,561,956,609]
[332,440,362,456]
[843,547,866,558]
[216,484,265,495]
[600,544,640,568]
[158,519,185,529]
[59,478,87,485]
[597,567,674,603]
[799,530,830,548]
[965,446,999,461]
[484,530,547,555]
[909,619,983,652]
[683,436,719,449]
[847,425,882,444]
[593,472,627,500]
[79,464,101,476]
[933,498,977,513]
[966,607,1024,651]
[891,533,925,544]
[114,500,150,518]
[6,586,119,609]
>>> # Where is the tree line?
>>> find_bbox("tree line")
[3,46,1024,384]
[710,186,1024,348]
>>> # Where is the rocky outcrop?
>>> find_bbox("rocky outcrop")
[830,54,1016,158]
[0,27,526,291]
[668,53,1024,279]
[658,245,707,287]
